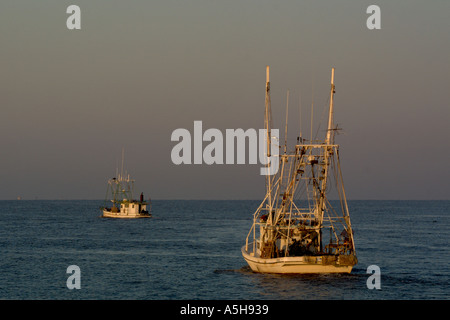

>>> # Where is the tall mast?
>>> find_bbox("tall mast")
[265,66,272,209]
[265,66,271,156]
[318,68,336,232]
[325,68,335,145]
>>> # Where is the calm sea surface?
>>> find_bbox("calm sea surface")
[0,200,448,300]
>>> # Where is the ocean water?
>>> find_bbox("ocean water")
[0,200,449,300]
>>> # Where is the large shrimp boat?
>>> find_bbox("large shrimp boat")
[242,66,357,273]
[101,152,151,219]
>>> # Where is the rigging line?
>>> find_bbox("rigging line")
[293,179,306,203]
[336,149,351,219]
[282,157,298,219]
[290,158,302,198]
[289,152,302,200]
[289,153,305,200]
[313,95,331,142]
[272,158,284,214]
[292,162,307,203]
[332,150,346,216]
[324,198,342,239]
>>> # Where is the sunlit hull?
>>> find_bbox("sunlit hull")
[102,209,151,219]
[242,245,355,274]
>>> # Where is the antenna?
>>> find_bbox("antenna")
[326,68,335,145]
[122,148,124,176]
[299,91,302,142]
[120,147,125,181]
[284,89,289,154]
[115,157,118,179]
[310,78,314,143]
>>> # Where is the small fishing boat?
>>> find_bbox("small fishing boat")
[101,152,151,219]
[242,66,357,273]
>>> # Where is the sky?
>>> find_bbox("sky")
[0,0,449,200]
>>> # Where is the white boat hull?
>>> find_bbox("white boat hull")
[102,209,151,219]
[242,246,355,274]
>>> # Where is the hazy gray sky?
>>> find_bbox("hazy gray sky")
[0,0,449,200]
